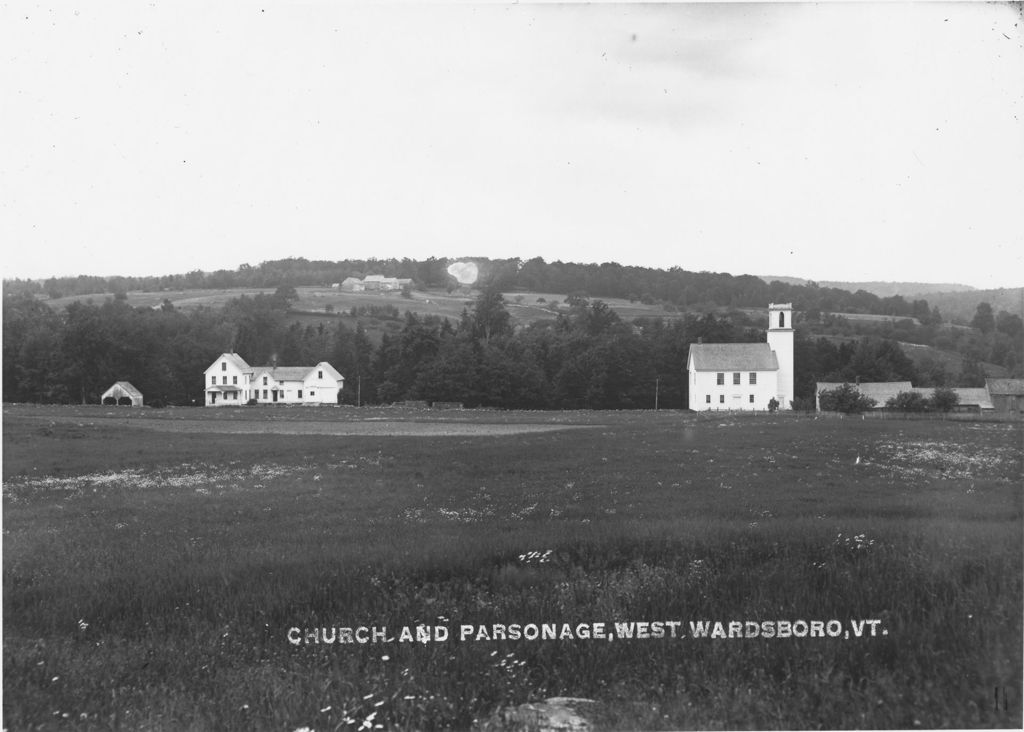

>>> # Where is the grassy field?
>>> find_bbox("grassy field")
[3,405,1022,730]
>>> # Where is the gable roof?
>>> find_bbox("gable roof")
[986,378,1024,396]
[948,387,994,409]
[257,367,314,382]
[207,352,251,373]
[252,363,344,382]
[103,381,143,399]
[688,343,778,371]
[815,382,995,410]
[816,382,912,406]
[314,362,344,381]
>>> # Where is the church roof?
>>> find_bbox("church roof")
[688,343,779,371]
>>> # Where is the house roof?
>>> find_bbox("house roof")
[315,362,344,381]
[816,382,995,409]
[816,382,913,406]
[252,362,344,382]
[103,381,143,398]
[259,367,314,382]
[986,378,1024,396]
[944,387,994,409]
[688,343,779,371]
[341,277,362,285]
[208,352,251,373]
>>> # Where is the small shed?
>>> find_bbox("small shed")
[102,381,144,407]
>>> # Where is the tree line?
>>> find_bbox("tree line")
[3,255,966,321]
[5,284,989,409]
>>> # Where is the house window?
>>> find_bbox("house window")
[705,394,711,404]
[263,376,267,385]
[716,373,724,385]
[749,394,755,403]
[211,375,216,385]
[310,390,315,397]
[222,376,227,385]
[318,370,323,379]
[298,390,303,399]
[719,395,725,404]
[749,372,757,385]
[733,372,741,385]
[263,389,268,399]
[221,362,226,371]
[232,376,237,384]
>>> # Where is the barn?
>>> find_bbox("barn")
[101,381,144,407]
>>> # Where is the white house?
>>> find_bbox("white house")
[203,353,344,406]
[687,303,794,411]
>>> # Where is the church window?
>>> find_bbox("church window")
[749,394,755,403]
[749,372,757,385]
[733,372,741,385]
[705,394,711,404]
[779,311,785,328]
[719,395,725,404]
[716,373,724,385]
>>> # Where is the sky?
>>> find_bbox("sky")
[2,2,1022,289]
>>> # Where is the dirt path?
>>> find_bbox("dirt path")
[17,413,596,437]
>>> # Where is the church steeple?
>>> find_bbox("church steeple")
[767,303,794,409]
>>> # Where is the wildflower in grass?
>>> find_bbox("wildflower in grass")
[381,655,389,661]
[77,619,88,631]
[320,706,331,713]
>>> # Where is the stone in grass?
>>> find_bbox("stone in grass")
[476,696,608,731]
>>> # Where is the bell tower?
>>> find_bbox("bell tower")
[767,303,794,409]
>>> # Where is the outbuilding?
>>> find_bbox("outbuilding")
[101,381,144,407]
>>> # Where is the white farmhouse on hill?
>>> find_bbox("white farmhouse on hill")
[687,303,794,411]
[204,353,343,406]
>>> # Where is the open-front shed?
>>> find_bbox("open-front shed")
[101,381,144,407]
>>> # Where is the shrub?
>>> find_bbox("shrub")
[818,383,877,414]
[930,387,960,412]
[885,391,929,412]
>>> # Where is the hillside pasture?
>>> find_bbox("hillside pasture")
[2,405,1021,730]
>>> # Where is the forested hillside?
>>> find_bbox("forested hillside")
[0,256,974,321]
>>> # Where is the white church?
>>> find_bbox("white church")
[687,303,794,411]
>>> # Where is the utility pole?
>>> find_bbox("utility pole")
[655,376,660,411]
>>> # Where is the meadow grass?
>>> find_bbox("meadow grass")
[3,407,1021,730]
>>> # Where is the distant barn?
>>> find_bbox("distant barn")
[101,381,144,407]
